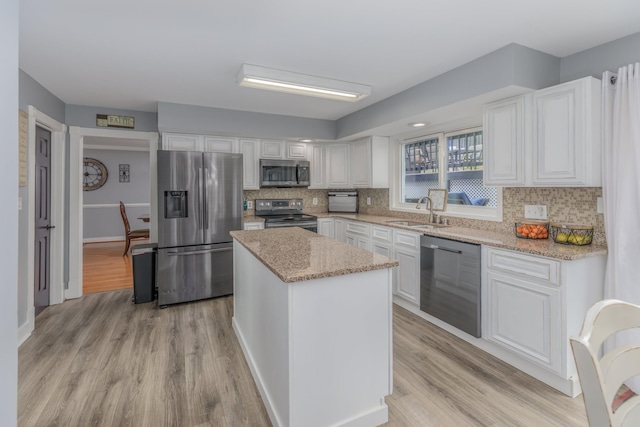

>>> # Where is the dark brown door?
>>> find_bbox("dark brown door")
[34,126,52,316]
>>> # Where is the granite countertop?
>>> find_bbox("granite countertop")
[230,227,398,283]
[242,215,264,223]
[316,213,607,261]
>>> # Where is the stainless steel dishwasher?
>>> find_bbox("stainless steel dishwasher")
[420,235,481,337]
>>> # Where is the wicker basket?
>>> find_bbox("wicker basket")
[550,223,594,246]
[515,220,549,239]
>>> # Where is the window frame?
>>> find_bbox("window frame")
[390,125,502,222]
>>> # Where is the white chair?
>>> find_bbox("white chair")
[570,299,640,426]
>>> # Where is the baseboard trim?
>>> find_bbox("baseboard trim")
[18,307,35,347]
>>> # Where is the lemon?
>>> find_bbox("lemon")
[568,235,576,244]
[574,235,584,245]
[556,233,568,243]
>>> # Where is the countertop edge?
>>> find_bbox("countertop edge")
[316,213,607,261]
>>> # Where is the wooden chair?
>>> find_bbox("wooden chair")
[119,201,149,257]
[570,299,640,426]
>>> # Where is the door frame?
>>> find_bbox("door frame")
[67,126,159,299]
[25,106,66,338]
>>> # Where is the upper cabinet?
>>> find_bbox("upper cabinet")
[240,139,259,190]
[483,96,526,186]
[162,133,202,151]
[483,77,601,187]
[532,78,601,186]
[203,137,237,153]
[326,144,351,188]
[286,142,307,159]
[308,144,326,189]
[260,140,285,159]
[351,136,389,188]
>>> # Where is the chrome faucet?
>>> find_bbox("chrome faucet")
[416,195,435,223]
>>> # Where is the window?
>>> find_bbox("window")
[396,126,501,220]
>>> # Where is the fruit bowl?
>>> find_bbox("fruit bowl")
[515,220,549,239]
[550,223,593,246]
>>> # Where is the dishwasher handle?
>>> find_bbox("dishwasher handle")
[428,244,463,255]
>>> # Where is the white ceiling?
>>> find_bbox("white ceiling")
[19,0,640,121]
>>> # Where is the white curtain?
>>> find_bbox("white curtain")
[602,63,640,392]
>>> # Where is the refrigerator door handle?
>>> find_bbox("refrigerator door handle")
[203,167,209,229]
[198,167,204,230]
[166,247,232,256]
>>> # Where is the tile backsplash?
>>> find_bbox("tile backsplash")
[244,186,606,246]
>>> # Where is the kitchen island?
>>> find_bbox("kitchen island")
[230,227,398,427]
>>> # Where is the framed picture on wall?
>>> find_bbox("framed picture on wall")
[119,164,130,183]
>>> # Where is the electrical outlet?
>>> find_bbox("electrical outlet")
[247,200,253,209]
[524,204,547,220]
[597,197,604,214]
[367,197,371,205]
[312,197,318,205]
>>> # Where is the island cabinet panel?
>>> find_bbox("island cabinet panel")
[232,240,393,427]
[317,218,335,238]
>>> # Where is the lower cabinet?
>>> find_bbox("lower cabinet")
[393,230,421,306]
[334,219,346,242]
[485,270,561,372]
[243,221,264,230]
[482,246,605,388]
[317,218,335,238]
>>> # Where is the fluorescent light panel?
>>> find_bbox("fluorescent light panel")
[237,64,371,102]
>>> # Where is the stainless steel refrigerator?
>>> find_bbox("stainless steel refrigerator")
[156,150,243,306]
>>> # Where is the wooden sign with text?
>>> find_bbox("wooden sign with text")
[96,114,135,129]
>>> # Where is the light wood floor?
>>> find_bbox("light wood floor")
[19,289,589,426]
[83,240,148,294]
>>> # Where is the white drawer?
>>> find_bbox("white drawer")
[393,230,420,250]
[345,221,370,237]
[486,248,560,285]
[371,225,392,242]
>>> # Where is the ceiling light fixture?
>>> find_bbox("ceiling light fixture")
[237,64,371,102]
[300,139,313,143]
[409,122,427,128]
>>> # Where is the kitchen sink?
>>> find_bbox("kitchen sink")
[386,220,425,226]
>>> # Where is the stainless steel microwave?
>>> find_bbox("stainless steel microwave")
[259,159,310,188]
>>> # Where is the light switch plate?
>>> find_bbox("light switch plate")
[524,204,547,220]
[247,200,253,209]
[597,197,604,214]
[312,197,318,205]
[367,197,371,205]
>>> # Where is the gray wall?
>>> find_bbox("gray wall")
[560,31,640,82]
[335,44,561,139]
[19,70,65,123]
[157,102,335,140]
[83,149,150,240]
[66,104,158,132]
[2,0,19,424]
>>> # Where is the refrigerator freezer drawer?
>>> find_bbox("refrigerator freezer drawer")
[157,243,233,306]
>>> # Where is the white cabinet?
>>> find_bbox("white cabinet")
[371,225,394,264]
[162,133,202,151]
[351,136,389,188]
[260,140,284,159]
[243,221,264,230]
[240,139,259,190]
[393,230,421,305]
[532,77,601,186]
[483,76,601,187]
[317,218,335,238]
[344,221,371,251]
[483,96,527,186]
[327,144,351,188]
[334,218,346,242]
[286,141,307,159]
[203,137,237,153]
[308,144,326,189]
[483,246,605,383]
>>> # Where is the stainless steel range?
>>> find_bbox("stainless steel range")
[255,198,318,232]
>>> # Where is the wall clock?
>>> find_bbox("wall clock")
[83,158,108,191]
